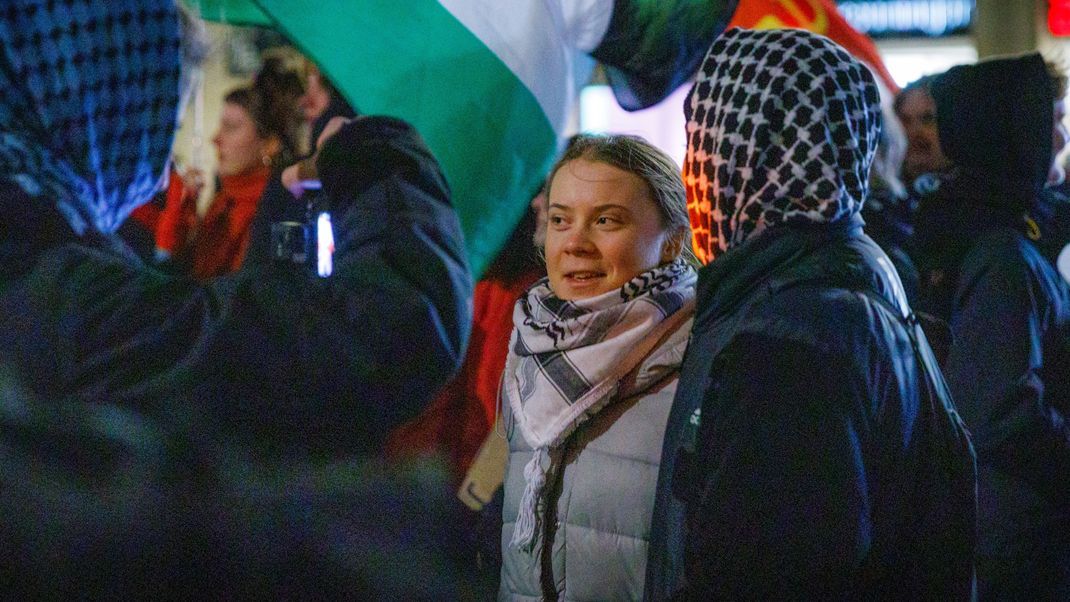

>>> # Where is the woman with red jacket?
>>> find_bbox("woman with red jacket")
[156,60,302,279]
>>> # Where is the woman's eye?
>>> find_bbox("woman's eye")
[596,216,619,226]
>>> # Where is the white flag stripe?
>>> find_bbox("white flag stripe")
[438,0,613,136]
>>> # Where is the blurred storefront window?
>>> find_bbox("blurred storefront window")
[839,0,974,38]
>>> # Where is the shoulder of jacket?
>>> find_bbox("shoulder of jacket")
[960,227,1048,286]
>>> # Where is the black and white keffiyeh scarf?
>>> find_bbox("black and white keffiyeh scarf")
[0,0,182,235]
[684,27,882,262]
[505,258,697,551]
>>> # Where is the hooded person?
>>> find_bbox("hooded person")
[645,28,977,600]
[0,0,470,455]
[914,53,1070,599]
[894,75,952,191]
[0,0,475,595]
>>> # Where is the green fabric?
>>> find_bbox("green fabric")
[247,0,557,277]
[181,0,270,27]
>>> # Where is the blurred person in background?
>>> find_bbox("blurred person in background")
[111,7,208,261]
[894,74,952,194]
[243,59,359,267]
[299,62,360,149]
[154,55,303,279]
[862,100,920,303]
[915,52,1070,599]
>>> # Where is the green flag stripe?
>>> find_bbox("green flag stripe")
[254,0,557,277]
[182,0,271,26]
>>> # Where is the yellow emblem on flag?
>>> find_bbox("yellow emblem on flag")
[751,0,829,34]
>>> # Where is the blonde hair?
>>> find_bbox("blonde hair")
[545,133,697,266]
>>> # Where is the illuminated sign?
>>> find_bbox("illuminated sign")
[836,0,974,37]
[1051,0,1070,36]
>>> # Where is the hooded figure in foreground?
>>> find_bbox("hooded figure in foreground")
[0,0,474,596]
[915,53,1070,599]
[0,0,470,457]
[646,28,977,600]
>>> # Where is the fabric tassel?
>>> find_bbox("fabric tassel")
[510,448,547,552]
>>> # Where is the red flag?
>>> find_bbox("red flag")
[727,0,899,93]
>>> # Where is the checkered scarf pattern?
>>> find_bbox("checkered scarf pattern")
[0,0,182,234]
[684,28,882,263]
[505,258,696,551]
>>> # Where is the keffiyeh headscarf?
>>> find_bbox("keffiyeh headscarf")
[505,259,697,551]
[0,0,182,234]
[684,28,882,263]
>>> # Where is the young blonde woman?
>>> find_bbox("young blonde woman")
[499,133,696,601]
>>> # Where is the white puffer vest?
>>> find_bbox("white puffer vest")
[499,316,692,601]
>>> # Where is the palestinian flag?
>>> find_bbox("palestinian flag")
[185,0,736,276]
[728,0,899,93]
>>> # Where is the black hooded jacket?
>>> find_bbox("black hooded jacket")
[915,52,1070,599]
[645,218,977,601]
[915,53,1060,316]
[0,116,479,599]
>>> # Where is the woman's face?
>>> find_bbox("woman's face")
[545,158,672,300]
[212,102,277,177]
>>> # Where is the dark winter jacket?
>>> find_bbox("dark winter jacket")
[916,51,1070,599]
[0,116,472,458]
[0,0,474,594]
[860,183,919,303]
[646,217,977,600]
[915,197,1070,598]
[652,27,976,600]
[0,115,478,597]
[0,364,489,599]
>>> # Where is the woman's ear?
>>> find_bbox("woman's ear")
[661,229,686,263]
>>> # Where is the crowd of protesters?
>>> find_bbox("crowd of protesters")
[2,0,1070,600]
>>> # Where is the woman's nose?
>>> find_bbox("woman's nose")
[563,227,595,254]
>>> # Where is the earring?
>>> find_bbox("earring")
[261,154,272,167]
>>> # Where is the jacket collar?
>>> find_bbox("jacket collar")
[695,213,908,324]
